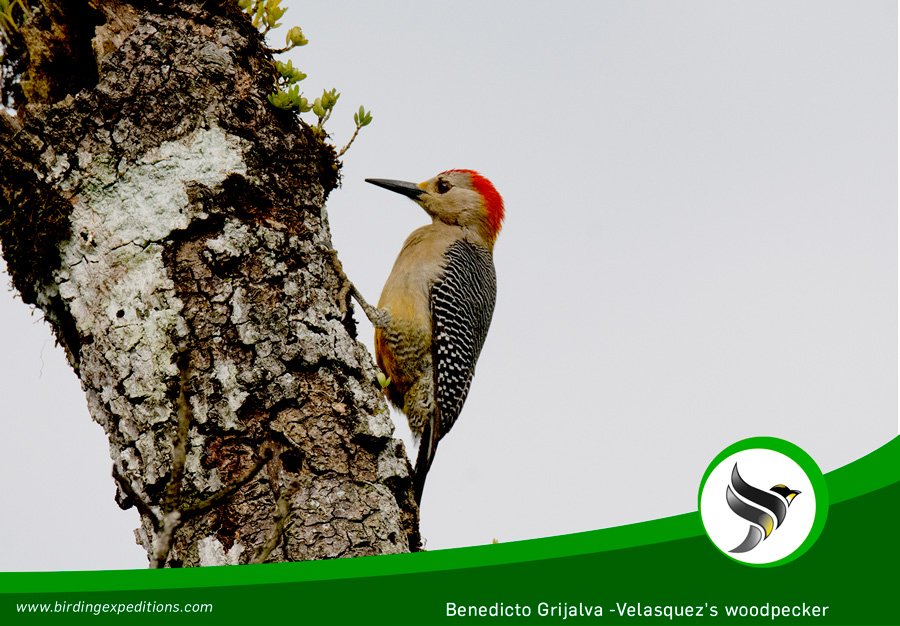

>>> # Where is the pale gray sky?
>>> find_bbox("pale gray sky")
[0,1,896,570]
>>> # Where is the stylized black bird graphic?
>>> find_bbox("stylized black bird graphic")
[725,464,801,553]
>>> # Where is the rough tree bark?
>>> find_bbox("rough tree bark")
[0,0,420,566]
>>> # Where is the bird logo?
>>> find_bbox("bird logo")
[699,439,825,566]
[725,464,801,553]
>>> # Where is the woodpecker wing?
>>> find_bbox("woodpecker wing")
[430,240,497,436]
[414,240,496,503]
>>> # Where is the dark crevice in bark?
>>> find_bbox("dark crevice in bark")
[1,1,103,109]
[24,2,103,101]
[0,163,72,304]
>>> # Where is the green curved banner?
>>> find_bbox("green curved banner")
[3,436,898,625]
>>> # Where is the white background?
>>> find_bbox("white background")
[0,1,895,570]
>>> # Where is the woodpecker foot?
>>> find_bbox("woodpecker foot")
[363,304,392,329]
[328,249,353,318]
[328,249,392,328]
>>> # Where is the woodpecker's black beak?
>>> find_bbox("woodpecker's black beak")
[365,178,424,200]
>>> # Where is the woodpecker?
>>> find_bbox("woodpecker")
[357,169,504,505]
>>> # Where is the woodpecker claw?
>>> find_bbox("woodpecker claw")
[328,248,392,328]
[368,307,392,329]
[328,249,349,313]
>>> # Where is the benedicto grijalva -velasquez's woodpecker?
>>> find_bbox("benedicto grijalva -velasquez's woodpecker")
[342,169,504,506]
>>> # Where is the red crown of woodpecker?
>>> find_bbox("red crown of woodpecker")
[445,169,504,242]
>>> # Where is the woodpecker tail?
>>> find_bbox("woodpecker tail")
[413,418,442,506]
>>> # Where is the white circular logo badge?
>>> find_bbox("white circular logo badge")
[698,438,828,567]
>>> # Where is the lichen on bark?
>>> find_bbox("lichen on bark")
[0,0,419,566]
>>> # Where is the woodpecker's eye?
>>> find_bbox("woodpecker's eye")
[436,179,451,194]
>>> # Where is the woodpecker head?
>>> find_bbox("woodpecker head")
[366,169,504,245]
[770,484,801,504]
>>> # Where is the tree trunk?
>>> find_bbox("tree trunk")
[0,0,419,566]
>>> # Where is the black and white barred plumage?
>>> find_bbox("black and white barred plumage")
[414,240,497,502]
